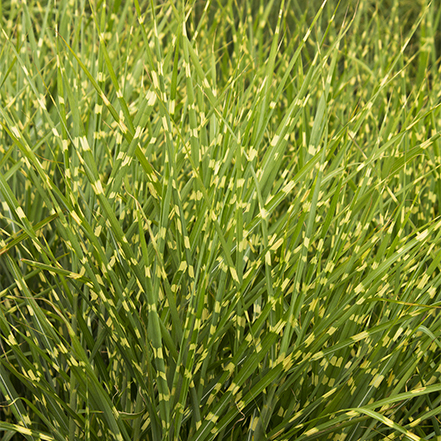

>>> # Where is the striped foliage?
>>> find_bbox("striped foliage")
[1,0,441,440]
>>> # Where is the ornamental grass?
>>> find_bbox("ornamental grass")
[1,1,441,440]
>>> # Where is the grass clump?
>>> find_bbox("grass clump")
[1,0,441,440]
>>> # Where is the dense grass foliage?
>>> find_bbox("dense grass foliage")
[1,0,441,440]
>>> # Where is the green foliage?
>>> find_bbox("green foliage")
[1,0,441,440]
